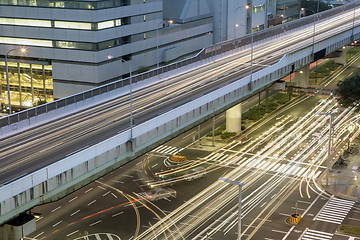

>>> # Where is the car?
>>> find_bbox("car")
[137,188,176,201]
[184,167,206,181]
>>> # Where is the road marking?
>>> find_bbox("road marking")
[89,220,102,226]
[69,196,78,202]
[300,228,333,240]
[111,193,118,198]
[314,196,354,224]
[53,220,63,227]
[112,180,124,183]
[71,210,80,216]
[51,206,61,212]
[260,202,267,208]
[34,232,44,238]
[98,186,106,190]
[272,230,287,234]
[348,217,360,221]
[112,212,124,217]
[66,230,79,237]
[152,163,158,168]
[103,191,111,197]
[88,200,96,206]
[349,72,354,76]
[85,188,93,193]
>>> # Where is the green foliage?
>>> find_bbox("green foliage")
[336,74,360,107]
[206,124,226,137]
[221,132,237,139]
[338,225,360,237]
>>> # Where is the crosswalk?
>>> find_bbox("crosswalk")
[73,233,121,240]
[300,228,333,240]
[314,196,355,224]
[153,145,183,155]
[154,146,322,178]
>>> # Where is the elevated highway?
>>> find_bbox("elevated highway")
[0,2,359,228]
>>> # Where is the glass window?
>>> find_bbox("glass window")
[98,20,114,29]
[253,4,265,13]
[55,21,92,29]
[0,18,51,27]
[0,37,52,47]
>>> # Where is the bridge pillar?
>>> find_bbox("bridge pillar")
[226,103,242,133]
[0,214,36,240]
[334,46,348,65]
[294,65,309,88]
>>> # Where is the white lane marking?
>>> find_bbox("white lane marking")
[111,193,118,198]
[51,206,61,212]
[152,163,158,168]
[34,232,44,238]
[112,180,124,183]
[349,72,354,76]
[85,188,93,193]
[123,174,134,178]
[71,210,80,216]
[112,211,124,217]
[66,230,79,237]
[69,196,78,202]
[98,185,106,190]
[103,191,111,197]
[88,200,96,206]
[272,229,287,234]
[53,220,63,227]
[89,220,102,226]
[300,228,333,239]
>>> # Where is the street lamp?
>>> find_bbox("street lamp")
[107,55,133,140]
[315,112,334,186]
[235,24,254,90]
[219,177,244,240]
[233,5,250,39]
[156,20,173,69]
[5,47,26,114]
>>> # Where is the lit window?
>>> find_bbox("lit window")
[98,20,115,29]
[144,15,146,22]
[115,19,122,26]
[0,18,51,27]
[0,37,52,47]
[143,33,147,39]
[55,21,92,30]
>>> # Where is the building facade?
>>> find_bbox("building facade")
[0,0,213,110]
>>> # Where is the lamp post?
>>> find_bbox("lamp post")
[233,5,250,39]
[315,112,334,186]
[235,24,254,90]
[219,177,244,240]
[107,55,133,140]
[156,20,173,69]
[5,47,26,114]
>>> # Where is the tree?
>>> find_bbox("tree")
[336,74,360,107]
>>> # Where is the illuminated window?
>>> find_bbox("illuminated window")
[0,18,51,27]
[253,4,265,13]
[0,37,52,47]
[98,20,115,29]
[115,19,122,26]
[143,15,146,22]
[55,21,92,30]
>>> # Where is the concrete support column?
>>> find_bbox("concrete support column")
[226,103,242,133]
[294,65,310,88]
[334,46,348,65]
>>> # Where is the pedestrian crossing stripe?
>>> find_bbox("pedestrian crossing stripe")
[300,228,333,240]
[153,145,184,155]
[314,196,355,224]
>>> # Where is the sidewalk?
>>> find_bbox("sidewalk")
[319,152,360,202]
